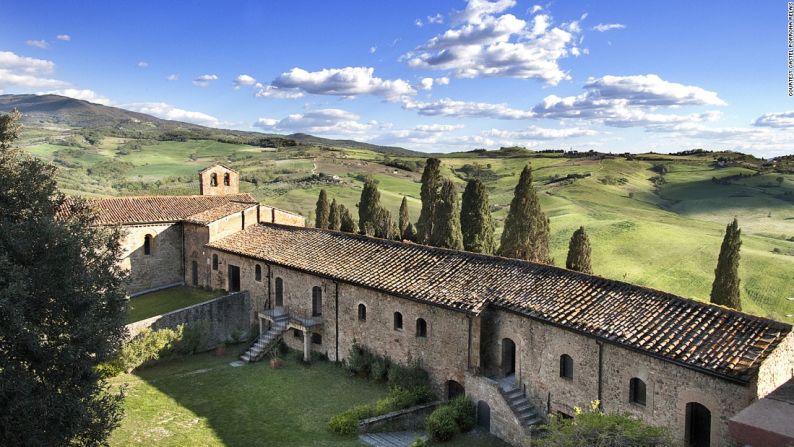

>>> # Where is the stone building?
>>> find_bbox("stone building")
[73,164,793,447]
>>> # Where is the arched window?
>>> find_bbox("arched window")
[143,234,153,255]
[629,378,646,406]
[255,264,262,282]
[358,303,367,321]
[394,312,403,330]
[210,173,218,186]
[275,277,284,307]
[312,286,322,316]
[560,354,573,379]
[223,173,231,186]
[416,318,427,338]
[212,254,219,270]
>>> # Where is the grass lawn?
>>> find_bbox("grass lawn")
[109,351,508,447]
[127,286,223,323]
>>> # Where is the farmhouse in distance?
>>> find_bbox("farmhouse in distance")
[76,162,794,447]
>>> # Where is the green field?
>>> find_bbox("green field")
[108,350,506,447]
[127,287,223,323]
[19,133,794,322]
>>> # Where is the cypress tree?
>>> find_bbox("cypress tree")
[358,177,380,234]
[461,179,496,254]
[430,178,464,250]
[404,222,418,242]
[498,165,552,263]
[710,218,742,310]
[566,226,592,273]
[399,196,410,239]
[416,158,442,244]
[339,205,356,233]
[328,198,341,231]
[315,189,329,229]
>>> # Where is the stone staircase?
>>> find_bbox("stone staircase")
[498,376,543,429]
[240,312,288,363]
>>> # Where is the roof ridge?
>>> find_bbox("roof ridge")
[255,222,790,330]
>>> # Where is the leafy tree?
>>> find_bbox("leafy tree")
[0,110,127,446]
[460,179,495,254]
[398,196,410,239]
[537,401,673,447]
[328,198,341,231]
[0,108,21,151]
[315,189,329,229]
[710,218,742,310]
[339,204,356,233]
[430,178,464,250]
[498,165,552,263]
[566,226,592,273]
[416,158,442,244]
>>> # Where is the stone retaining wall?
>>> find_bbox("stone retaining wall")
[358,401,443,433]
[126,290,252,351]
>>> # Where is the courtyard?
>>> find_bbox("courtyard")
[126,286,223,323]
[108,349,509,447]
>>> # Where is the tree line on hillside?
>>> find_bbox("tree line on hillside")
[314,157,745,311]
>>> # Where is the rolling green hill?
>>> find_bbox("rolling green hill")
[4,94,794,322]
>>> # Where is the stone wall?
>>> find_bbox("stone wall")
[336,282,472,395]
[755,331,794,398]
[480,307,756,447]
[199,165,239,196]
[206,205,258,242]
[464,372,531,447]
[201,250,269,322]
[120,223,183,295]
[260,205,306,227]
[358,401,443,434]
[126,291,252,351]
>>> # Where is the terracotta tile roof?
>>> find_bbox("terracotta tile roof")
[183,201,256,225]
[207,223,792,383]
[62,194,256,225]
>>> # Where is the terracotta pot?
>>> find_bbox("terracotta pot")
[270,358,283,369]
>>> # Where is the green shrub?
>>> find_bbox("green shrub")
[449,396,475,433]
[390,385,435,408]
[328,412,358,435]
[113,326,182,372]
[175,321,208,355]
[426,405,459,442]
[370,356,390,382]
[346,343,374,377]
[95,362,123,379]
[409,438,427,447]
[387,361,430,391]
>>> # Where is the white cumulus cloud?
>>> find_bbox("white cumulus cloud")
[753,111,794,128]
[427,13,444,24]
[121,102,220,127]
[402,97,534,119]
[255,84,304,99]
[192,74,218,87]
[592,23,625,32]
[56,34,71,41]
[233,74,257,88]
[166,74,179,81]
[0,51,66,88]
[403,0,584,85]
[253,108,381,138]
[419,78,434,90]
[26,40,49,49]
[269,66,415,100]
[137,61,149,68]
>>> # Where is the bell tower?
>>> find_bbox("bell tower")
[199,165,239,196]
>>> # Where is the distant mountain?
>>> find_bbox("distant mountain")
[0,94,422,156]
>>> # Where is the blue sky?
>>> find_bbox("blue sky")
[1,0,792,155]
